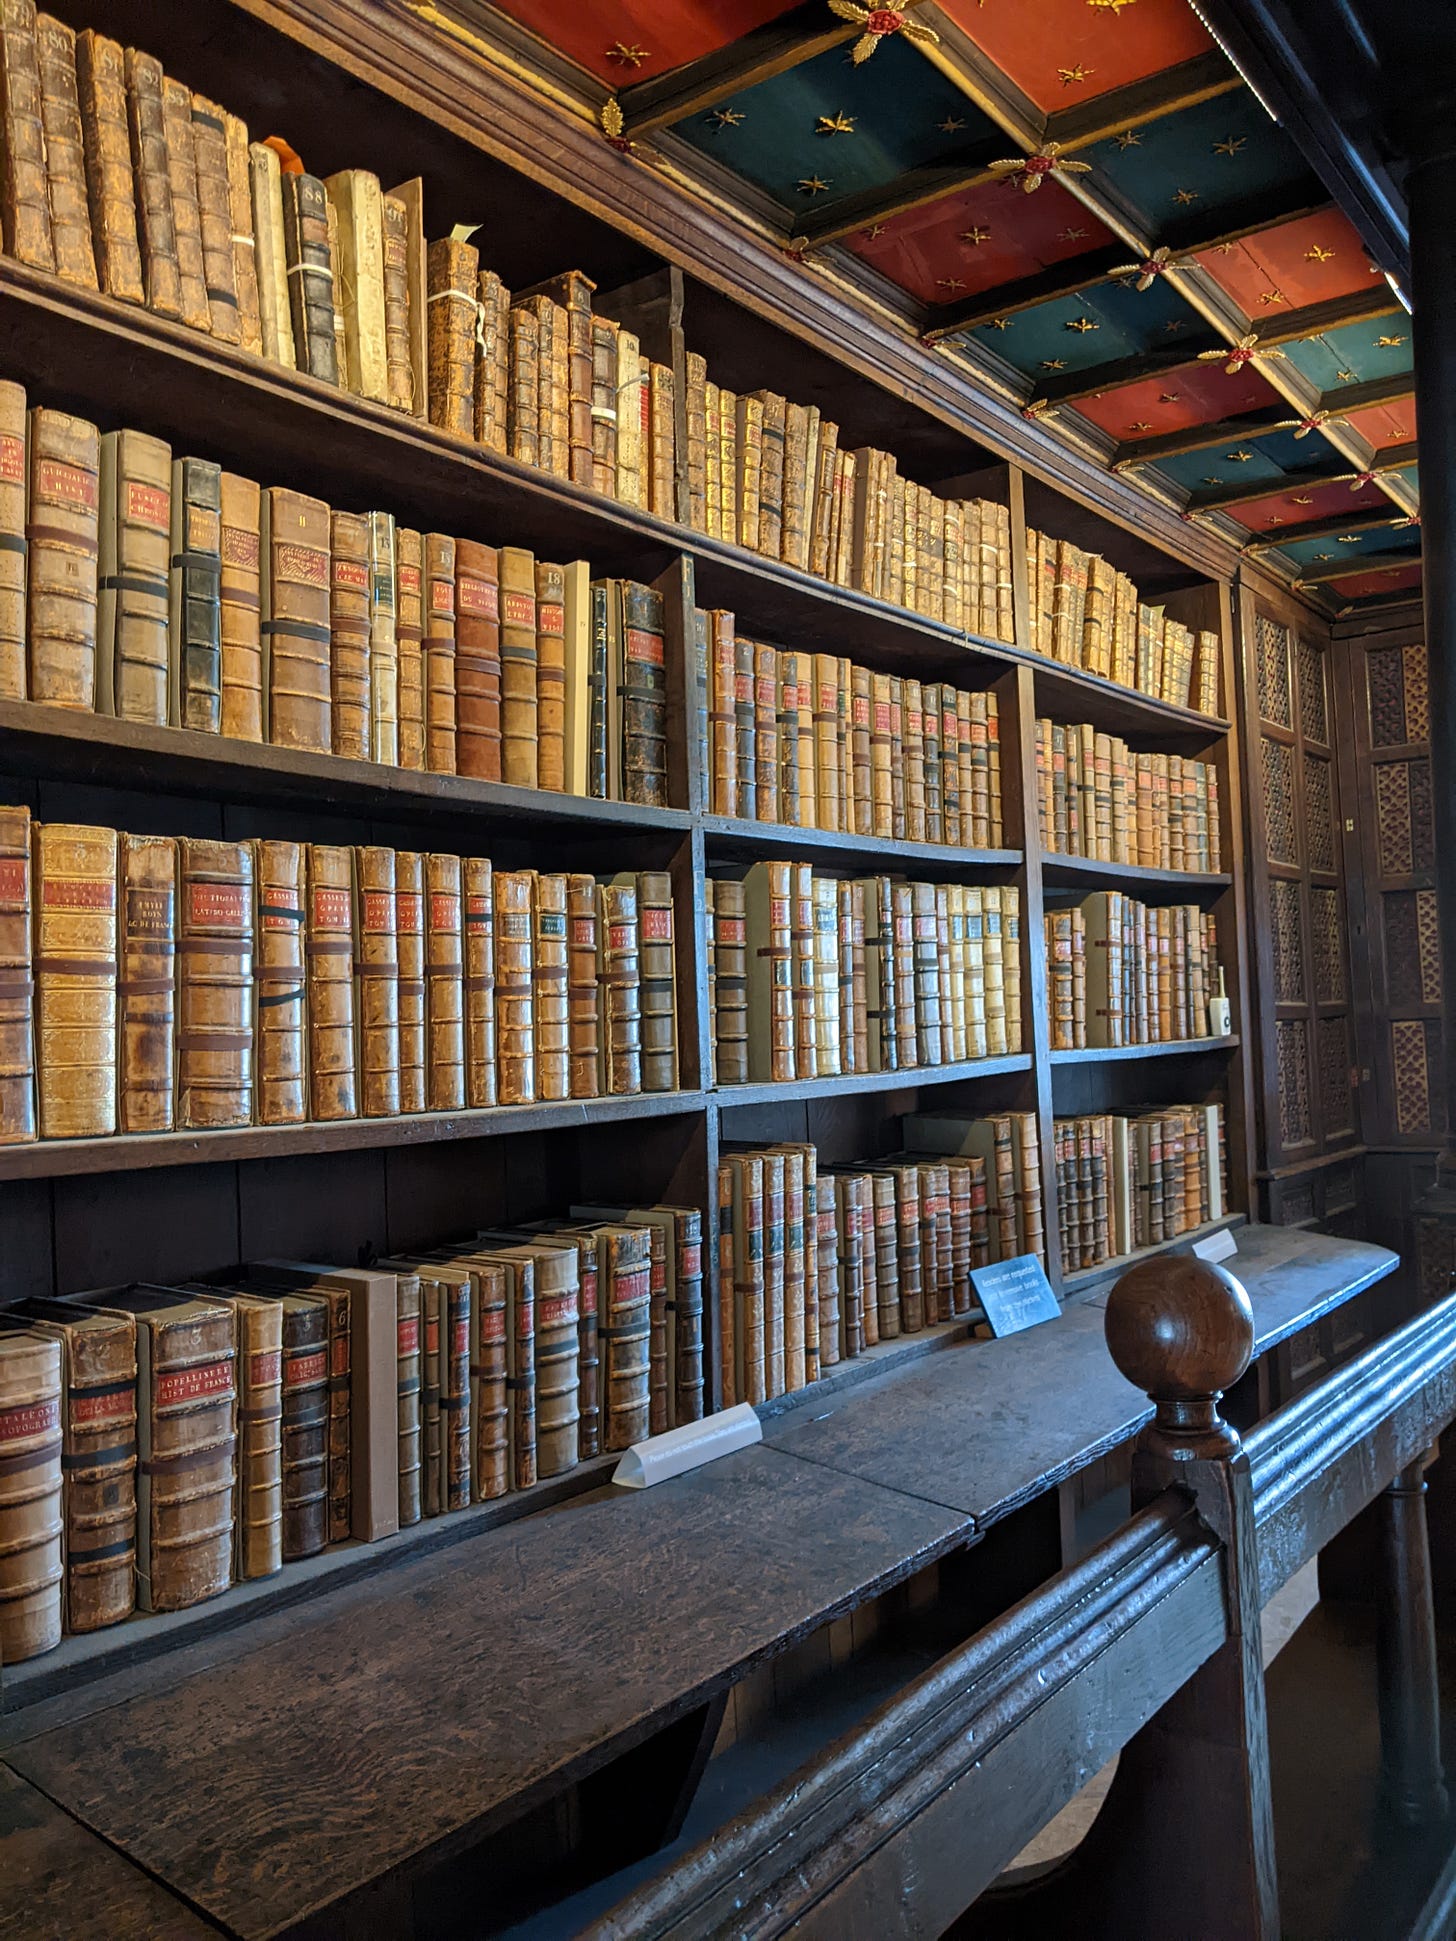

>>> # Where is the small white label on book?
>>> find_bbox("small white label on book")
[1193,1227,1238,1264]
[612,1402,762,1490]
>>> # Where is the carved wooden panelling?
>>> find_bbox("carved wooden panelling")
[1410,758,1435,872]
[1418,887,1442,1003]
[1367,644,1407,748]
[1385,889,1442,1010]
[1277,1017,1312,1146]
[1310,886,1345,1005]
[1263,737,1297,865]
[1256,613,1292,727]
[1403,642,1430,742]
[1318,1015,1354,1139]
[1271,878,1305,1003]
[1392,1018,1439,1136]
[1303,753,1335,872]
[1323,1160,1360,1213]
[1297,637,1328,745]
[1279,1184,1316,1227]
[1376,760,1414,875]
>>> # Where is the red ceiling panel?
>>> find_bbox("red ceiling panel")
[1194,208,1374,315]
[1223,477,1391,534]
[1339,399,1417,451]
[846,174,1115,307]
[1074,359,1278,439]
[1325,563,1423,600]
[937,0,1213,114]
[490,0,798,83]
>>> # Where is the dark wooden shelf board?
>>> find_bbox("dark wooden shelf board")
[717,1054,1033,1111]
[702,816,1022,874]
[1049,1036,1239,1067]
[0,700,692,839]
[0,1090,706,1181]
[1040,852,1232,893]
[1030,661,1230,743]
[1061,1212,1248,1295]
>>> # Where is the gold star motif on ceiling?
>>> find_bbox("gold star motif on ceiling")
[1338,533,1363,543]
[1159,392,1181,403]
[1059,226,1090,241]
[1212,136,1247,156]
[1066,315,1099,332]
[1265,515,1283,524]
[1312,552,1331,561]
[816,111,856,135]
[1203,476,1224,485]
[1336,368,1357,380]
[1087,0,1139,11]
[937,277,967,292]
[1212,242,1236,255]
[1305,244,1336,263]
[1128,420,1154,430]
[1292,494,1314,504]
[1259,289,1287,305]
[1375,334,1408,347]
[1113,128,1142,149]
[1165,320,1185,333]
[706,107,745,129]
[797,176,832,195]
[1226,449,1254,461]
[1174,187,1201,205]
[606,41,649,65]
[1042,358,1068,370]
[1058,64,1094,85]
[986,317,1012,330]
[939,116,967,134]
[961,225,992,246]
[865,222,886,239]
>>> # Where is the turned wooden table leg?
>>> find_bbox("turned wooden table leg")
[1377,1450,1450,1827]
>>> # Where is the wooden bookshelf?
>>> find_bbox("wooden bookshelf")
[0,0,1263,1689]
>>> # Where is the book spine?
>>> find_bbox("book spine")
[381,193,415,412]
[0,803,34,1143]
[125,48,182,317]
[328,508,371,761]
[218,471,263,740]
[423,532,457,774]
[368,510,399,766]
[188,93,240,341]
[231,1299,282,1580]
[248,140,294,366]
[281,171,338,383]
[394,852,425,1114]
[534,1255,581,1477]
[74,29,141,302]
[170,454,221,734]
[535,559,567,792]
[395,1272,422,1524]
[159,75,209,331]
[306,843,357,1121]
[96,428,169,725]
[493,544,535,787]
[590,315,619,493]
[139,1309,236,1611]
[621,580,668,808]
[0,383,22,701]
[493,868,535,1105]
[263,487,331,753]
[395,528,425,770]
[253,837,306,1125]
[35,12,96,287]
[603,1228,651,1450]
[636,870,678,1093]
[709,609,738,817]
[279,1302,328,1558]
[324,169,388,403]
[508,302,539,466]
[222,112,261,355]
[712,877,748,1086]
[533,872,569,1102]
[27,407,99,709]
[456,537,504,782]
[175,837,253,1128]
[597,880,641,1095]
[647,362,675,519]
[117,831,175,1134]
[354,845,400,1118]
[54,1316,137,1629]
[463,856,497,1109]
[565,872,599,1100]
[0,1334,62,1658]
[425,852,465,1110]
[33,820,116,1137]
[670,1208,705,1425]
[0,0,52,272]
[474,269,509,450]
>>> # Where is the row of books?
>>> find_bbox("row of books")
[1045,893,1226,1051]
[717,1119,1042,1406]
[702,614,1005,848]
[0,1204,703,1658]
[1054,1106,1227,1275]
[708,865,1023,1086]
[1035,721,1222,875]
[1,385,674,806]
[0,804,679,1144]
[1025,529,1222,715]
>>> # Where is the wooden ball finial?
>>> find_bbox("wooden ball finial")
[1104,1255,1254,1459]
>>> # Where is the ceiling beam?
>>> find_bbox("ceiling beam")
[617,1,848,137]
[1293,550,1422,588]
[1111,408,1302,470]
[1047,51,1242,152]
[1245,286,1402,347]
[1317,370,1416,415]
[1035,342,1224,408]
[1240,506,1409,553]
[793,149,1005,246]
[1185,459,1355,512]
[1151,185,1333,256]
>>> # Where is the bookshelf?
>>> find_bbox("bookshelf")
[0,0,1262,1680]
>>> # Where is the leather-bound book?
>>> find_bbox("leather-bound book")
[477,268,511,450]
[708,608,738,816]
[395,527,425,770]
[561,560,591,796]
[0,0,53,269]
[587,578,610,798]
[521,295,562,476]
[248,140,295,366]
[176,836,252,1128]
[425,852,464,1110]
[532,871,569,1102]
[462,856,496,1109]
[417,1273,442,1512]
[525,270,595,484]
[0,382,24,701]
[391,1267,421,1523]
[281,171,337,383]
[262,486,331,753]
[492,867,534,1105]
[590,315,619,495]
[497,544,536,787]
[117,831,175,1134]
[222,112,260,354]
[647,362,676,519]
[565,872,598,1099]
[75,29,142,302]
[188,94,240,342]
[592,1223,651,1451]
[0,803,34,1144]
[395,851,425,1113]
[101,1287,235,1611]
[447,1257,504,1500]
[596,877,641,1095]
[221,1290,282,1578]
[624,870,676,1092]
[168,454,222,735]
[433,1268,469,1509]
[36,13,94,285]
[160,76,210,331]
[535,560,567,792]
[0,1329,62,1658]
[685,352,708,533]
[507,302,539,465]
[305,844,356,1120]
[354,845,399,1119]
[325,196,348,386]
[253,837,305,1124]
[423,531,456,773]
[96,427,170,724]
[33,820,117,1138]
[426,235,478,437]
[324,170,388,403]
[381,193,414,412]
[27,406,100,710]
[503,1241,579,1477]
[219,471,263,740]
[621,579,667,807]
[12,1299,135,1630]
[664,1205,705,1425]
[264,1289,328,1556]
[368,511,398,765]
[456,538,503,782]
[124,48,181,318]
[711,876,747,1085]
[744,860,793,1083]
[328,508,371,762]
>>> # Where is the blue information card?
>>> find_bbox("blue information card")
[969,1253,1060,1339]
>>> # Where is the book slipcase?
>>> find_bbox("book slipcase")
[0,0,1256,1685]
